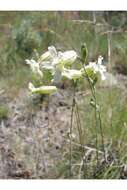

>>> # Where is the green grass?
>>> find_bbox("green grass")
[0,105,9,120]
[55,86,127,179]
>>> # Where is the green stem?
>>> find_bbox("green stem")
[92,86,99,165]
[69,81,76,177]
[81,61,99,165]
[75,102,86,178]
[98,110,106,162]
[93,87,106,163]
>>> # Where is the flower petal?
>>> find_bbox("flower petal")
[62,68,82,80]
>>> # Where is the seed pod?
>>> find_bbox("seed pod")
[81,43,88,63]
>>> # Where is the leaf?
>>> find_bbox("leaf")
[90,98,100,111]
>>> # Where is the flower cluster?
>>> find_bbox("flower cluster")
[26,46,106,95]
[38,46,78,82]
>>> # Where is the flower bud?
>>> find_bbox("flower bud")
[28,82,57,95]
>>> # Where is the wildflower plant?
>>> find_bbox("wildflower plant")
[26,45,106,92]
[26,44,107,178]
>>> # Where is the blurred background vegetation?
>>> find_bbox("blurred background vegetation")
[0,11,127,77]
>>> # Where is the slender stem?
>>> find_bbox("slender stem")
[75,100,87,178]
[98,110,106,162]
[69,81,76,177]
[92,87,99,165]
[75,102,83,147]
[75,103,84,176]
[81,61,99,164]
[78,159,84,179]
[45,95,50,144]
[93,87,106,163]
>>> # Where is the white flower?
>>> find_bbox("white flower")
[62,50,77,63]
[95,64,106,80]
[97,55,103,65]
[38,46,57,73]
[39,46,57,63]
[84,62,97,71]
[56,50,77,66]
[26,59,43,77]
[84,56,106,81]
[39,46,77,71]
[38,46,58,74]
[39,51,52,62]
[48,46,58,58]
[28,82,57,95]
[40,61,54,71]
[62,68,82,80]
[28,82,35,91]
[95,56,106,80]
